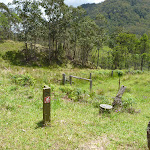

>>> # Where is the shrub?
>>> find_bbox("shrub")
[122,94,136,109]
[60,86,84,102]
[10,74,35,86]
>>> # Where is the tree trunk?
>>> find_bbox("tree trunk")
[112,85,126,107]
[48,21,51,63]
[25,42,28,62]
[97,48,100,69]
[73,35,77,60]
[141,56,144,71]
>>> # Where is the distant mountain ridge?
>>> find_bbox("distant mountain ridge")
[81,0,150,35]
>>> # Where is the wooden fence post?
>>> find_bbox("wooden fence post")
[90,79,92,92]
[147,121,150,150]
[90,73,92,79]
[43,87,51,126]
[69,75,72,85]
[111,70,113,77]
[62,73,66,85]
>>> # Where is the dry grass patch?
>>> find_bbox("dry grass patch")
[78,135,110,150]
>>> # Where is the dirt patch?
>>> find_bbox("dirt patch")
[77,135,110,150]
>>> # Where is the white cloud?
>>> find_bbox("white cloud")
[1,0,11,4]
[64,0,105,7]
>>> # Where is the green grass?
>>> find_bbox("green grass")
[0,41,150,149]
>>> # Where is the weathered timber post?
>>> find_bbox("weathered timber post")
[90,79,92,92]
[112,85,126,108]
[69,75,72,85]
[90,73,92,79]
[111,70,113,77]
[147,121,150,150]
[43,87,51,126]
[62,73,66,85]
[118,71,123,90]
[119,77,121,90]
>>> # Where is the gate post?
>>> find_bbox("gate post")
[90,79,92,92]
[69,75,72,85]
[62,73,66,85]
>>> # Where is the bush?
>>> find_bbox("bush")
[10,74,35,86]
[60,86,84,102]
[92,95,110,108]
[117,70,123,77]
[122,94,136,110]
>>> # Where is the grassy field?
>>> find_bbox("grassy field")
[0,41,150,149]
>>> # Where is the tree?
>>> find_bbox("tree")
[68,6,86,60]
[40,0,66,64]
[137,33,150,71]
[78,16,98,66]
[12,0,43,61]
[110,32,138,69]
[0,3,11,40]
[94,13,107,68]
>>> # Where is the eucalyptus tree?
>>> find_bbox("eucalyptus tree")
[40,0,67,63]
[68,6,86,60]
[12,0,31,42]
[0,3,12,40]
[12,0,43,61]
[94,13,107,68]
[0,2,21,40]
[78,16,98,66]
[27,1,44,49]
[137,33,150,71]
[115,33,138,69]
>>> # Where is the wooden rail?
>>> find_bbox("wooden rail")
[69,75,92,92]
[62,73,92,92]
[70,75,91,81]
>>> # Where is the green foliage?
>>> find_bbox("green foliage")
[92,95,110,108]
[82,0,150,35]
[10,74,35,86]
[117,70,123,77]
[122,94,136,109]
[59,86,85,102]
[3,50,25,65]
[59,86,74,95]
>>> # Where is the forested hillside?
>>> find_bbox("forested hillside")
[82,0,150,35]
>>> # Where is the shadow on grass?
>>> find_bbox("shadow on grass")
[0,40,4,43]
[35,120,51,129]
[2,49,63,67]
[35,120,44,129]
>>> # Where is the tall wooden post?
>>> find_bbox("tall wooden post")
[90,73,92,79]
[90,79,92,92]
[147,121,150,150]
[69,75,72,85]
[119,77,121,90]
[43,87,51,126]
[62,73,66,85]
[111,70,113,77]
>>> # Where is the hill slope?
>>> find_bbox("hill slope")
[82,0,150,35]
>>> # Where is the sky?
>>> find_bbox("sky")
[1,0,105,7]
